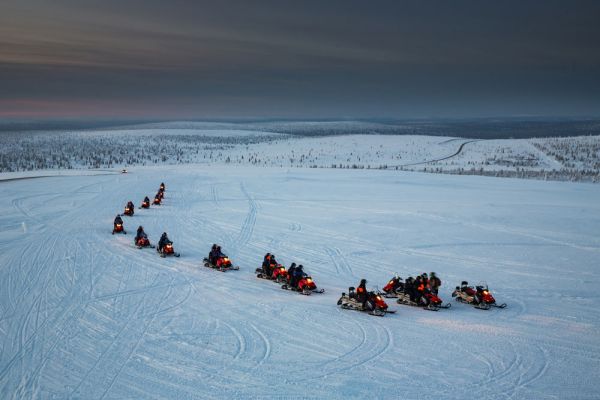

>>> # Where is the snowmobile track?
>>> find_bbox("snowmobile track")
[325,246,354,278]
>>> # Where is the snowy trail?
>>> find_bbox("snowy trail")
[1,165,599,399]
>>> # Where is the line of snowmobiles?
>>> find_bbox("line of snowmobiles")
[111,182,508,315]
[112,183,181,258]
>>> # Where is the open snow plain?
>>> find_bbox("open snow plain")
[1,165,599,399]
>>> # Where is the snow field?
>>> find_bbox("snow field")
[1,165,599,399]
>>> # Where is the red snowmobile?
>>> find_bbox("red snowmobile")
[282,275,324,295]
[255,263,285,281]
[157,189,164,200]
[272,265,289,282]
[140,199,150,209]
[153,195,162,205]
[158,242,180,258]
[123,204,134,216]
[452,281,506,310]
[135,236,152,249]
[396,288,451,311]
[381,275,404,298]
[337,287,394,316]
[112,223,126,235]
[204,254,239,272]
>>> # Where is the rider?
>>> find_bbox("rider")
[135,226,147,243]
[142,196,150,206]
[356,279,368,308]
[429,272,441,295]
[215,246,227,267]
[157,232,171,253]
[290,264,305,288]
[404,276,415,301]
[262,253,272,276]
[414,275,425,304]
[209,244,219,264]
[113,214,124,233]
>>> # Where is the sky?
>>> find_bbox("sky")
[1,0,599,119]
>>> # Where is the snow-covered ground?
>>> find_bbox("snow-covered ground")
[2,127,599,182]
[1,165,599,399]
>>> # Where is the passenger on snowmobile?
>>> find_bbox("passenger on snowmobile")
[209,244,220,265]
[113,215,125,234]
[290,264,306,288]
[404,276,415,301]
[414,276,425,304]
[421,273,429,288]
[287,263,297,278]
[262,253,274,278]
[429,272,441,295]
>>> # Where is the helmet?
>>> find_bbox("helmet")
[291,262,296,267]
[298,264,304,269]
[360,279,367,285]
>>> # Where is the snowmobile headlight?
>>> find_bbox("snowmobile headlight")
[307,278,312,283]
[376,295,382,301]
[483,290,489,295]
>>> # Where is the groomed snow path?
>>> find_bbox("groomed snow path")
[1,165,599,399]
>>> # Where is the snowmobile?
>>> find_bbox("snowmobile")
[140,199,150,209]
[157,189,164,200]
[451,281,506,310]
[123,205,134,216]
[381,275,404,298]
[153,195,162,205]
[272,265,289,283]
[203,256,239,272]
[160,183,165,191]
[135,236,152,249]
[158,242,180,258]
[282,275,324,295]
[337,287,394,316]
[396,289,451,311]
[255,264,277,280]
[112,223,126,235]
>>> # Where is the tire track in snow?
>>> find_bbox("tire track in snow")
[294,313,392,382]
[211,184,221,208]
[325,246,354,278]
[228,182,257,257]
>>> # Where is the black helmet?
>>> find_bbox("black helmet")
[291,262,296,267]
[360,279,367,285]
[298,264,304,269]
